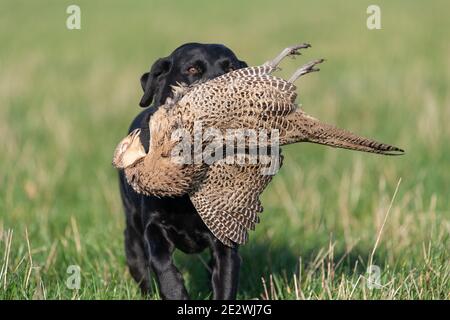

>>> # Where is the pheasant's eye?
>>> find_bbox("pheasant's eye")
[187,66,201,75]
[120,142,129,153]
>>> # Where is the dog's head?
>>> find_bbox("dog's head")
[139,43,248,108]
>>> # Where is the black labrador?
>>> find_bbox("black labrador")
[118,43,248,299]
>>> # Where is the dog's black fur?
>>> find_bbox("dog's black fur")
[118,43,248,299]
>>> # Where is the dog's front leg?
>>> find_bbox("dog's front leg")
[209,238,241,300]
[144,223,189,299]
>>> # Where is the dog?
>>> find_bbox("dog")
[118,43,248,299]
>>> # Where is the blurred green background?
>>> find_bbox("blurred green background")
[0,0,448,299]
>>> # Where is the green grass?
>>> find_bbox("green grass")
[0,0,449,299]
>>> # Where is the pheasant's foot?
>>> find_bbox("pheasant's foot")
[263,43,311,69]
[288,58,325,82]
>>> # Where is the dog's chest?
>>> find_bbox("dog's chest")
[153,207,211,253]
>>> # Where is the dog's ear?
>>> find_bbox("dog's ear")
[139,57,172,108]
[237,59,248,69]
[140,72,150,91]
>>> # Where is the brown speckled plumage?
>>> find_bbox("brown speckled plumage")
[189,154,282,246]
[113,44,404,247]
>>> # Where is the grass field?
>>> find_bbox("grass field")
[0,0,449,299]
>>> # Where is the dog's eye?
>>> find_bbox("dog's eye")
[187,66,201,75]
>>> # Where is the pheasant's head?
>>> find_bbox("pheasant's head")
[112,129,147,169]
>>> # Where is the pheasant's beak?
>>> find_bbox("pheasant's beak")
[130,128,141,142]
[112,129,145,169]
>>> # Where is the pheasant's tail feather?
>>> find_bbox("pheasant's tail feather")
[291,113,405,155]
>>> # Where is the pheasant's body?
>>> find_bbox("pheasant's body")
[115,44,404,247]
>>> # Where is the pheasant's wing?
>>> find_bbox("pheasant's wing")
[190,154,283,247]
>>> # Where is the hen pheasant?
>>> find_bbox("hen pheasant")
[113,43,404,246]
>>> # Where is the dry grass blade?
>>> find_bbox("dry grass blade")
[24,228,33,288]
[369,178,402,267]
[1,229,14,290]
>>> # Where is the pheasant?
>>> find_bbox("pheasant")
[113,43,404,246]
